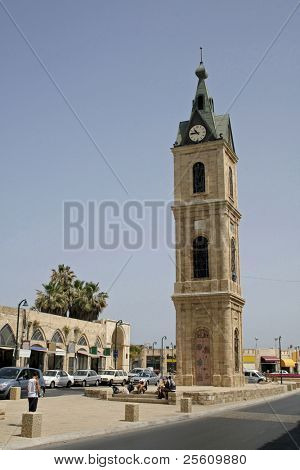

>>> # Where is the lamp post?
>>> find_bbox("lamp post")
[114,320,122,370]
[278,336,282,384]
[13,299,28,366]
[152,341,157,369]
[161,336,167,376]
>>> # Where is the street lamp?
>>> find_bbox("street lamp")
[13,299,28,366]
[278,336,282,384]
[114,320,123,370]
[152,341,157,369]
[161,335,167,376]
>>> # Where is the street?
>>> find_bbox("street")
[36,392,300,450]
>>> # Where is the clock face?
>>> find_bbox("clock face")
[189,125,206,143]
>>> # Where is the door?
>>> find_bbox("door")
[194,328,211,386]
[60,371,69,386]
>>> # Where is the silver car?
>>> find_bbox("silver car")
[131,371,160,386]
[73,370,100,387]
[244,370,266,384]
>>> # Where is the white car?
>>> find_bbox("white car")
[73,369,100,387]
[99,370,128,386]
[43,370,74,389]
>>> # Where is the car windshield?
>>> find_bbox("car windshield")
[44,371,57,377]
[0,368,20,379]
[103,371,115,375]
[130,369,142,374]
[75,371,88,376]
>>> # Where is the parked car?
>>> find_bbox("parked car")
[99,370,128,386]
[244,370,266,384]
[131,371,160,386]
[73,369,100,387]
[0,367,46,399]
[127,368,146,380]
[43,370,74,389]
[270,370,289,374]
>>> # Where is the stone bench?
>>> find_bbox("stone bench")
[21,412,42,438]
[84,388,113,400]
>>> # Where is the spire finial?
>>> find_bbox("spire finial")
[195,47,208,79]
[200,47,203,64]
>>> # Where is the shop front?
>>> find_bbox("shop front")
[281,358,296,373]
[0,324,15,368]
[47,348,65,370]
[29,345,48,371]
[260,356,279,373]
[76,348,89,370]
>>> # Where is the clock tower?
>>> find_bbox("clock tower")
[171,57,245,387]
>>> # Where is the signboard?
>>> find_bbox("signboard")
[19,349,31,358]
[103,348,111,356]
[48,341,56,352]
[67,342,75,353]
[90,346,97,355]
[113,349,118,359]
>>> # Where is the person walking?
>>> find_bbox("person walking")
[27,371,40,412]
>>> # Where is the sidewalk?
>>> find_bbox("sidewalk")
[0,384,297,450]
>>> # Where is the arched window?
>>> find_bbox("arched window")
[95,337,103,349]
[231,238,237,282]
[31,329,44,341]
[78,335,88,346]
[234,329,240,372]
[51,330,64,344]
[0,324,15,347]
[193,162,205,193]
[229,167,234,199]
[193,236,209,278]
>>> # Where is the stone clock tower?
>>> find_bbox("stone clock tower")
[171,57,245,387]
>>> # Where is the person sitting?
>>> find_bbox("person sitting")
[157,378,167,399]
[136,379,147,394]
[127,382,134,393]
[112,385,120,394]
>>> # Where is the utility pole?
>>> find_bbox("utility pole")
[279,336,282,384]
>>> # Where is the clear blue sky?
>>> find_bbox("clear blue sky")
[0,0,299,349]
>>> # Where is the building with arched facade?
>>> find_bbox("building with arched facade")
[0,305,130,373]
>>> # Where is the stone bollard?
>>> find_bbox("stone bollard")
[125,403,139,422]
[9,387,21,400]
[180,397,192,413]
[21,412,42,438]
[168,392,177,405]
[0,407,5,420]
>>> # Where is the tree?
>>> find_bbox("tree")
[35,264,108,322]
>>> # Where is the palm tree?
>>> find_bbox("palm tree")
[35,265,108,321]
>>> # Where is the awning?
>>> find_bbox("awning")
[261,356,279,363]
[55,348,66,357]
[281,358,295,368]
[77,349,89,356]
[31,346,48,352]
[0,346,14,350]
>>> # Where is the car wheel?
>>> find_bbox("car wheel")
[82,380,87,388]
[109,379,113,387]
[258,379,263,383]
[66,381,72,388]
[50,381,55,389]
[95,380,99,387]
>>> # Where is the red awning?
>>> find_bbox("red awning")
[261,356,279,363]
